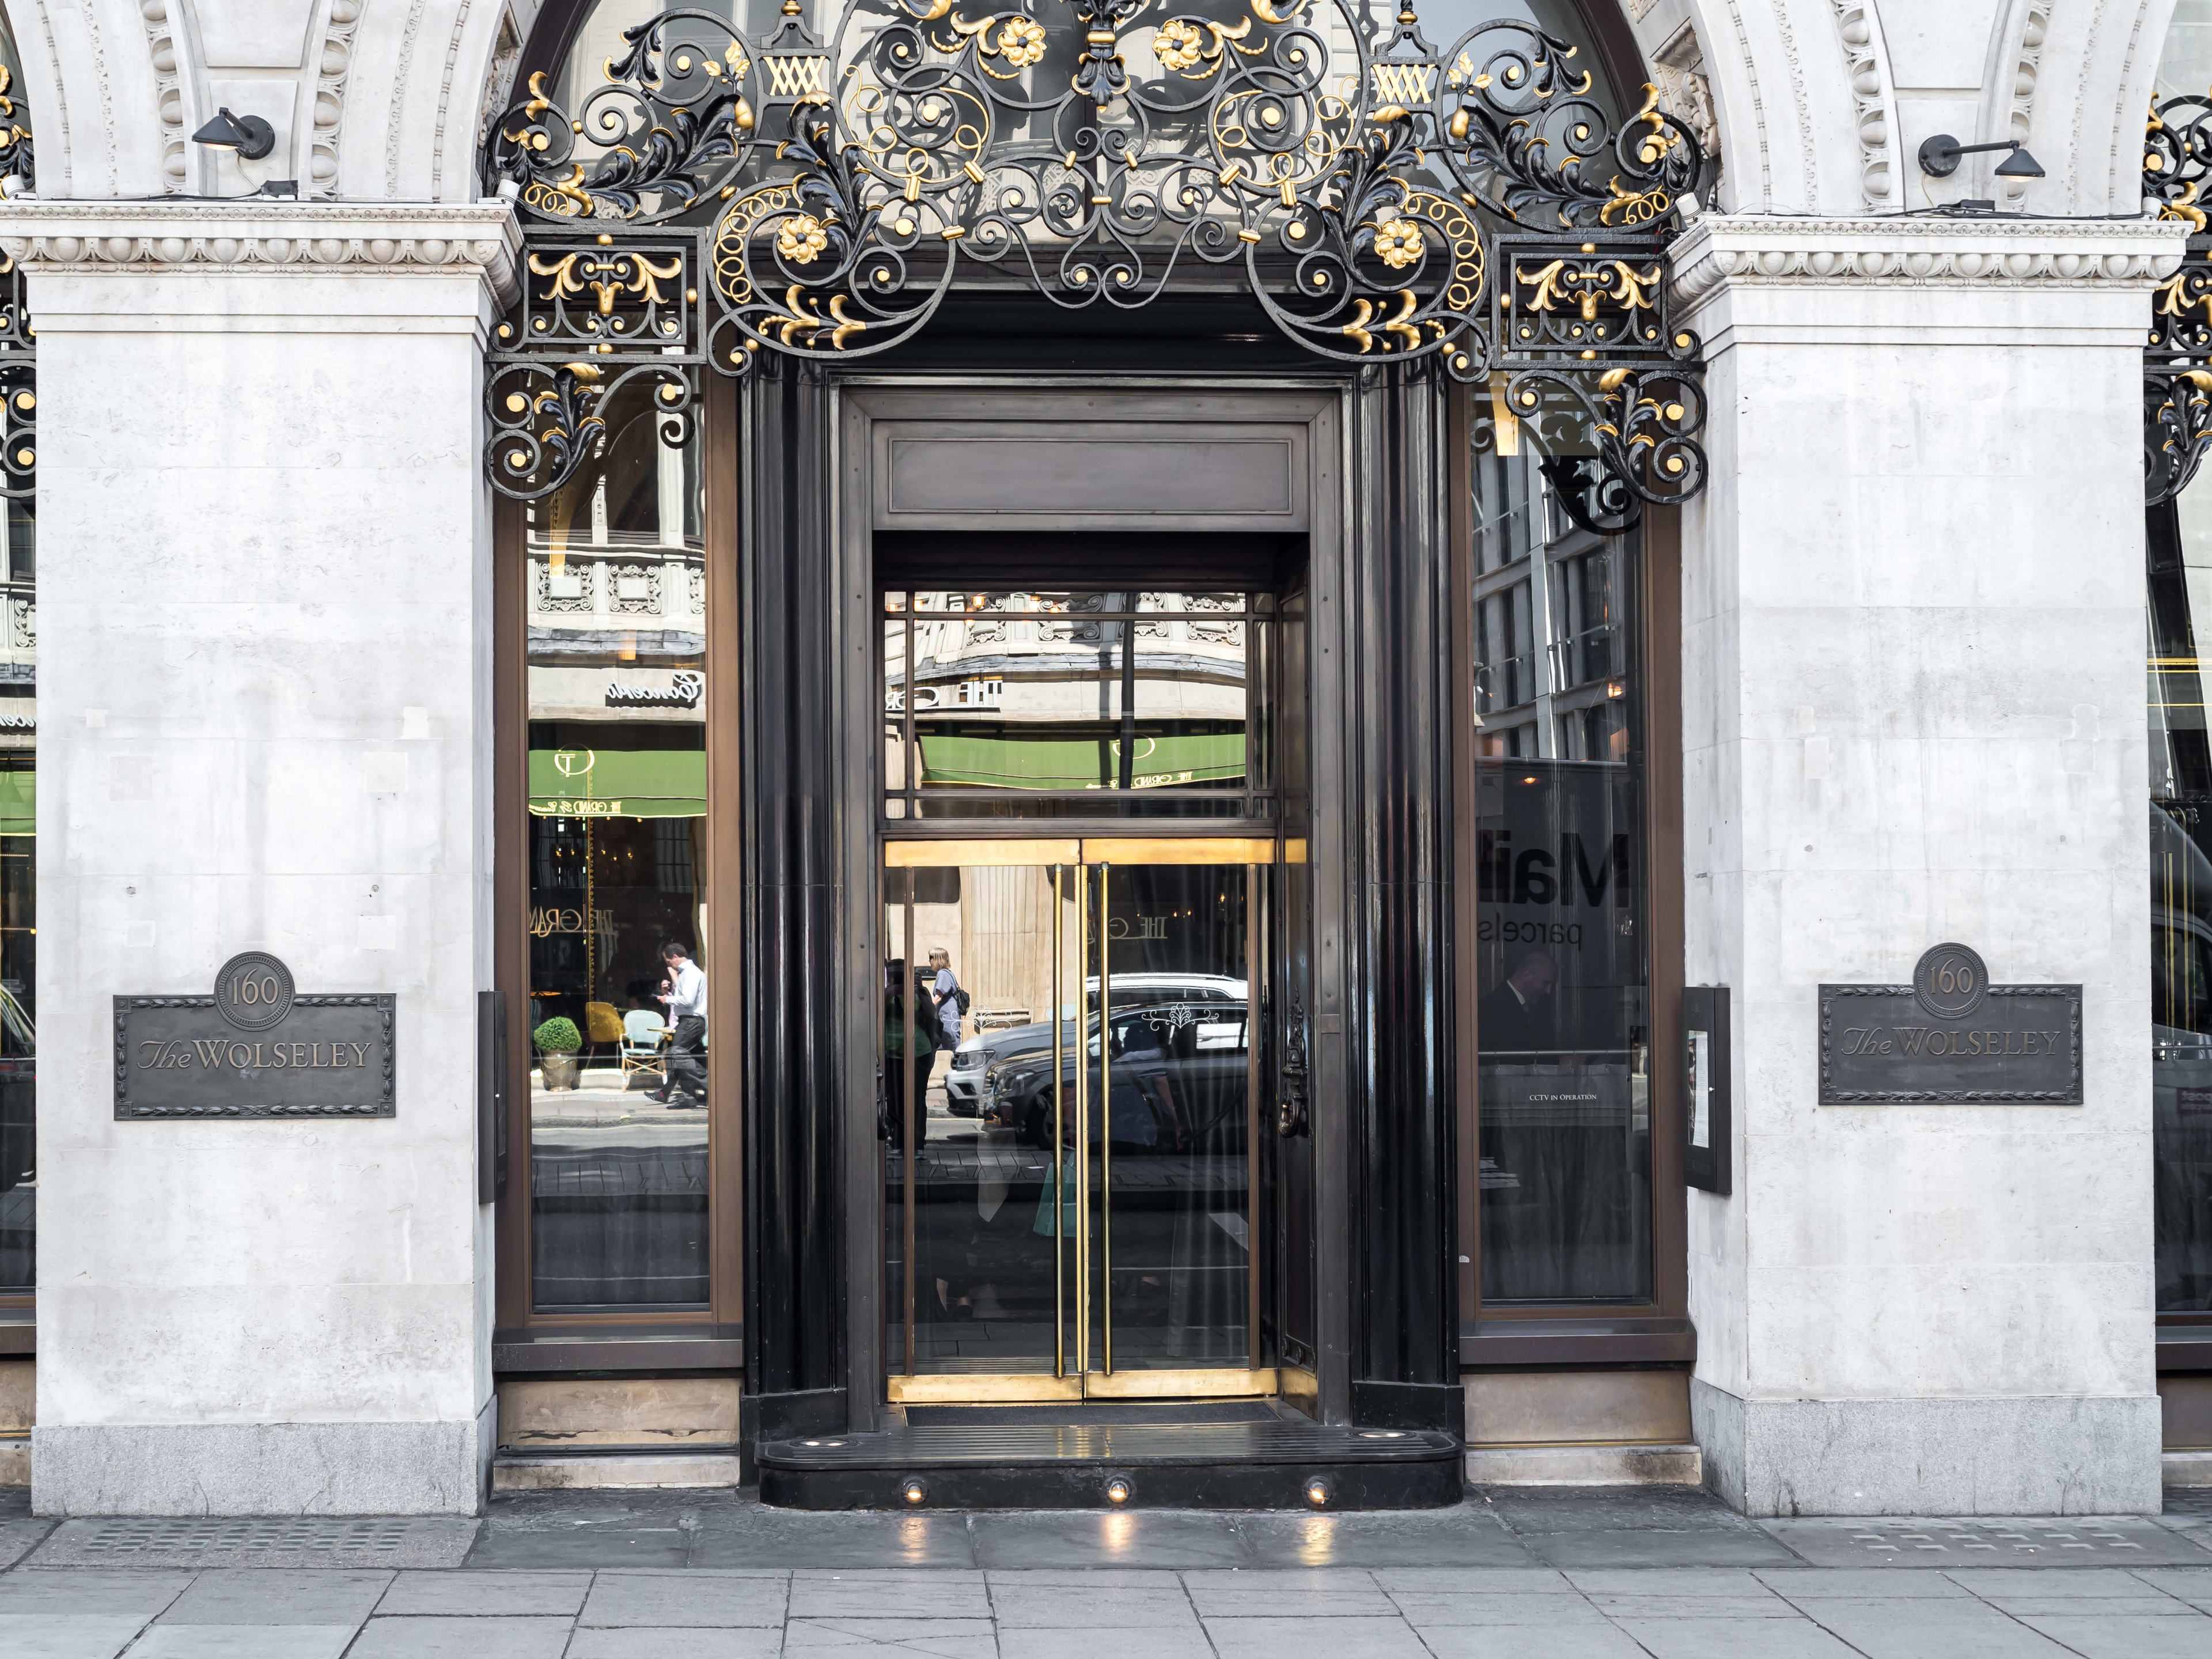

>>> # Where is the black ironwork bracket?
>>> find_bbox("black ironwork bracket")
[2147,92,2212,505]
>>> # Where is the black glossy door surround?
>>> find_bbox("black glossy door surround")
[737,350,1465,1466]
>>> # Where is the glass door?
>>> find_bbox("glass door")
[882,837,1271,1402]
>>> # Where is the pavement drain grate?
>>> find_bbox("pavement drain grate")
[26,1514,480,1570]
[1845,1520,2137,1556]
[1762,1514,2212,1568]
[75,1518,418,1555]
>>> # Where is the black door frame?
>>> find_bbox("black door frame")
[737,367,1464,1442]
[830,380,1351,1435]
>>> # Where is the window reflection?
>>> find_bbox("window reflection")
[1470,450,1649,1302]
[880,591,1272,821]
[526,381,709,1312]
[2150,484,2212,1309]
[0,6,32,1296]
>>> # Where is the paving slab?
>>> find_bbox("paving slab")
[341,1614,573,1658]
[993,1627,1213,1659]
[1752,1567,1978,1600]
[1202,1614,1430,1658]
[0,1614,153,1659]
[565,1631,782,1659]
[154,1569,390,1626]
[1577,1593,1801,1619]
[1783,1597,2080,1657]
[782,1616,998,1655]
[690,1513,977,1570]
[1368,1566,1574,1592]
[1607,1615,1863,1657]
[1394,1592,1619,1628]
[372,1569,592,1616]
[1235,1505,1539,1568]
[1944,1564,2198,1597]
[983,1582,1199,1627]
[1414,1627,1650,1659]
[2017,1612,2212,1657]
[1179,1566,1395,1616]
[0,1571,193,1617]
[969,1511,1244,1570]
[1518,1528,1803,1570]
[577,1569,789,1626]
[0,1525,52,1573]
[461,1499,695,1571]
[122,1624,357,1657]
[1759,1516,2211,1569]
[980,1569,1190,1587]
[1479,1487,1766,1535]
[787,1571,993,1619]
[2130,1565,2212,1608]
[26,1519,476,1571]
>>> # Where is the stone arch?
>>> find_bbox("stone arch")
[0,0,536,200]
[1615,1,2184,221]
[0,0,2186,213]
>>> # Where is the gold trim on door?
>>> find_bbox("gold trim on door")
[887,838,1273,869]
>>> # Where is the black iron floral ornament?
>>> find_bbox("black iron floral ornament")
[484,0,1710,511]
[2149,90,2212,506]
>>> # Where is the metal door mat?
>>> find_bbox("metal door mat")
[28,1515,480,1568]
[1761,1516,2212,1567]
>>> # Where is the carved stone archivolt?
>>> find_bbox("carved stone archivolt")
[481,0,1713,508]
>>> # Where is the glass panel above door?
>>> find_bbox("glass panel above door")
[881,590,1274,822]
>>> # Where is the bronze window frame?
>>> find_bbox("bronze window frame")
[493,372,745,1352]
[1448,385,1691,1367]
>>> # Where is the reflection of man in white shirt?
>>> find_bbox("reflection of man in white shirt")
[653,941,709,1107]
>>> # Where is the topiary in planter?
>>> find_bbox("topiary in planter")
[532,1016,582,1054]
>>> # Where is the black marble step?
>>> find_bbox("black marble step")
[756,1419,1464,1511]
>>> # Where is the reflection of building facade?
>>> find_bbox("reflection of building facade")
[2,0,2208,1521]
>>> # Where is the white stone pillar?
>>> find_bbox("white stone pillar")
[7,204,517,1515]
[1673,215,2186,1517]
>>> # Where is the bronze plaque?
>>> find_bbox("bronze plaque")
[115,953,395,1119]
[1819,944,2080,1105]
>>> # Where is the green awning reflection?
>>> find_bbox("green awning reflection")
[529,748,705,817]
[919,731,1245,790]
[0,768,31,836]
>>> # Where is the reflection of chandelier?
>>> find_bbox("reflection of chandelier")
[485,0,1709,522]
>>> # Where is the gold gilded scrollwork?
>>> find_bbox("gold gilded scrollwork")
[486,0,1712,512]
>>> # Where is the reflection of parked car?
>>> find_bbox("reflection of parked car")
[947,974,1244,1119]
[985,980,1252,1151]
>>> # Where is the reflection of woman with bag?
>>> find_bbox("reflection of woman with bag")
[881,961,932,1149]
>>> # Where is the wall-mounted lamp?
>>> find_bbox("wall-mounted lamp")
[191,107,276,162]
[1917,134,2045,181]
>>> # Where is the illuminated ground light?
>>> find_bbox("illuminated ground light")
[900,1476,929,1506]
[1103,1476,1133,1505]
[1305,1475,1335,1508]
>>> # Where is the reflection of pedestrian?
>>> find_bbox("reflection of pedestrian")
[883,960,931,1149]
[650,940,708,1108]
[1479,949,1556,1056]
[1113,1015,1184,1150]
[928,948,963,1051]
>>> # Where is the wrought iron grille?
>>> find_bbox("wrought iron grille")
[2149,91,2212,505]
[483,0,1711,512]
[0,63,33,505]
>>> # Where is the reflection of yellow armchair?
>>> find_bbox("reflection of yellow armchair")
[584,1001,624,1060]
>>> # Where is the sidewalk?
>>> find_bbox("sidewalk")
[0,1486,2202,1656]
